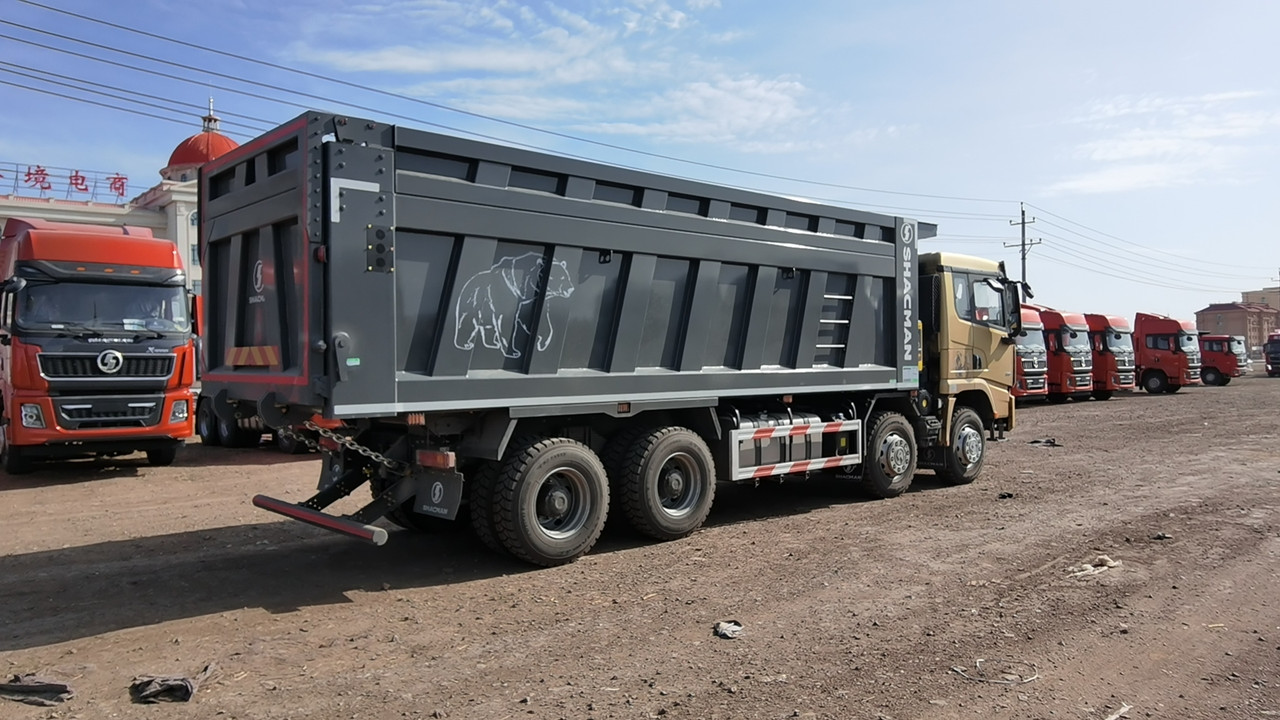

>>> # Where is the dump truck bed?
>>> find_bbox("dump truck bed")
[199,112,926,419]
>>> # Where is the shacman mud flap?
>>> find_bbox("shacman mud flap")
[252,494,388,546]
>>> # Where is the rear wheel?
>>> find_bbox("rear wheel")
[274,429,310,454]
[861,411,916,498]
[467,461,506,555]
[1092,389,1114,401]
[1142,371,1168,394]
[217,413,260,448]
[937,407,984,486]
[196,399,220,446]
[614,427,716,541]
[492,437,609,566]
[1201,368,1222,386]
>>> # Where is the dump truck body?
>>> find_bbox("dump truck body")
[198,111,1020,565]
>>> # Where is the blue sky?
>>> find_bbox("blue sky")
[2,0,1278,325]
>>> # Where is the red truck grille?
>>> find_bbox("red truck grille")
[38,354,175,379]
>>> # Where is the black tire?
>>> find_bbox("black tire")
[861,411,916,499]
[1201,368,1222,386]
[1165,384,1182,394]
[1222,377,1231,386]
[217,413,259,448]
[614,427,716,541]
[1091,389,1114,401]
[1142,371,1168,394]
[492,437,609,566]
[467,461,506,555]
[937,407,984,486]
[196,399,220,447]
[0,429,34,475]
[1046,393,1069,404]
[146,444,179,467]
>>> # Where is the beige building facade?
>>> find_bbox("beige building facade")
[1241,286,1279,309]
[1195,302,1279,353]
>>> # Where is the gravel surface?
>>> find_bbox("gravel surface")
[3,377,1278,719]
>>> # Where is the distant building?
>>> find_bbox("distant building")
[1195,302,1279,352]
[1241,286,1279,309]
[0,102,238,296]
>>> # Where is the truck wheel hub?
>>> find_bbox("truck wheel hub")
[957,426,984,465]
[880,434,911,476]
[661,469,685,499]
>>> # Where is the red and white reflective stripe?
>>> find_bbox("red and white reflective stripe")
[739,454,859,480]
[738,420,859,441]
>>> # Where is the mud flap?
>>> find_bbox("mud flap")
[413,468,464,521]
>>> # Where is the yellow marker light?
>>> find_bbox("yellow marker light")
[103,268,115,273]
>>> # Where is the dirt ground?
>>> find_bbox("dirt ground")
[2,378,1279,720]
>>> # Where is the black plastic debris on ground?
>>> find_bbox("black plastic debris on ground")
[1,674,75,707]
[1028,438,1062,448]
[129,663,218,704]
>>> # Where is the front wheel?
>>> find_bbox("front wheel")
[1142,371,1168,394]
[1165,384,1182,394]
[613,427,716,541]
[146,444,179,467]
[493,437,609,566]
[1092,389,1114,401]
[1201,368,1222,386]
[217,413,260,448]
[861,411,916,498]
[1046,393,1069,404]
[937,407,984,486]
[0,428,34,475]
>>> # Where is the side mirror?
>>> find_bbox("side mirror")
[0,277,26,294]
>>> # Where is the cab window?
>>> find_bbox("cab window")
[970,276,1006,328]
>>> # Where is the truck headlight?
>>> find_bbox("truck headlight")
[20,403,45,429]
[170,400,190,423]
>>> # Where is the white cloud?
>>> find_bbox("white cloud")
[1048,91,1280,195]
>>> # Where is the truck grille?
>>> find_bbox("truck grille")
[1115,354,1135,370]
[1070,356,1091,370]
[54,396,162,429]
[1024,376,1046,390]
[39,354,175,379]
[1020,356,1046,371]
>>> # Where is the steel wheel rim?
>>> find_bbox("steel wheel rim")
[535,466,591,539]
[957,425,983,466]
[880,433,911,477]
[656,451,701,518]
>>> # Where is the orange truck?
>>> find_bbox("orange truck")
[1026,304,1094,402]
[0,218,197,473]
[1083,313,1136,400]
[1133,312,1201,393]
[1013,304,1048,400]
[1197,334,1248,386]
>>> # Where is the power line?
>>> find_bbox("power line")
[0,65,272,134]
[1036,219,1266,281]
[3,11,1017,205]
[1024,201,1259,272]
[1037,243,1240,294]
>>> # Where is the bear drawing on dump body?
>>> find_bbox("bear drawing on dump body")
[454,253,575,358]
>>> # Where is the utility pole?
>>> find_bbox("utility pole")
[1005,202,1041,284]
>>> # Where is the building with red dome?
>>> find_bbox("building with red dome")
[0,100,240,295]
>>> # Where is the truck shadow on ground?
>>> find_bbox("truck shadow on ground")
[0,446,319,490]
[0,471,942,652]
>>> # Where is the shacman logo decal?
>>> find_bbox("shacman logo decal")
[901,222,915,364]
[225,345,281,367]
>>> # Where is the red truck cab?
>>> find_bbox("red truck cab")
[1133,312,1201,394]
[1267,331,1280,377]
[1197,334,1248,386]
[0,218,197,473]
[1013,304,1048,400]
[1083,313,1136,401]
[1027,304,1093,402]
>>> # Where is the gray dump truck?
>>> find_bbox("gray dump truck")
[197,111,1022,566]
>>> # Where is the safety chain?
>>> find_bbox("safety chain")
[300,419,408,473]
